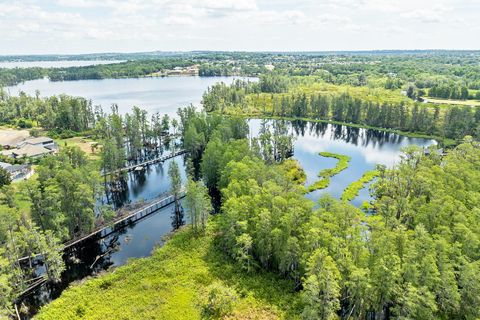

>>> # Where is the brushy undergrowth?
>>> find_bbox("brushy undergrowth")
[307,152,351,193]
[36,219,302,320]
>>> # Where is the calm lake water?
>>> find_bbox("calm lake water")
[15,75,436,317]
[6,76,251,118]
[249,119,436,207]
[0,60,124,69]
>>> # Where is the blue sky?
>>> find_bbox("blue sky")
[0,0,479,54]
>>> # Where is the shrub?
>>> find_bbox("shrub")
[203,282,238,317]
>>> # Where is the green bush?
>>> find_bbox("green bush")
[17,118,33,128]
[203,282,238,318]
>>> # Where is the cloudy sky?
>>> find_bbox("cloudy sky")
[0,0,479,54]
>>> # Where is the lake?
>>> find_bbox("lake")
[14,75,436,317]
[6,76,251,118]
[0,60,124,69]
[249,119,436,207]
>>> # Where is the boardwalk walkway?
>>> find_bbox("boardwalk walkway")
[102,149,187,176]
[18,189,186,262]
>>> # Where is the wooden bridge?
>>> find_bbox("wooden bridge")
[18,189,186,262]
[102,149,187,176]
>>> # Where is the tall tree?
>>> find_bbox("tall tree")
[185,179,212,234]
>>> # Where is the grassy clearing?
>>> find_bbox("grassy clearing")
[341,170,379,202]
[36,220,302,320]
[55,136,100,160]
[290,81,412,105]
[307,152,351,193]
[423,96,480,107]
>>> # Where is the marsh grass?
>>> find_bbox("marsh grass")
[36,219,302,320]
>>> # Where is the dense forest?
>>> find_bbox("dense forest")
[214,139,480,319]
[173,109,480,319]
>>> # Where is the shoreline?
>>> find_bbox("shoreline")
[212,112,452,146]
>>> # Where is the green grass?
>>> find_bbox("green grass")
[307,152,351,193]
[423,96,480,107]
[341,170,379,202]
[55,136,100,160]
[36,220,302,320]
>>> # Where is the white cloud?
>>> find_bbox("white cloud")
[202,0,257,11]
[401,3,452,24]
[0,0,479,53]
[164,15,195,26]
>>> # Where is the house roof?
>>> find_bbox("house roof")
[12,144,53,157]
[20,136,54,145]
[5,164,29,173]
[0,162,11,169]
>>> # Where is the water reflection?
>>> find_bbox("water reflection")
[22,147,187,317]
[249,119,436,204]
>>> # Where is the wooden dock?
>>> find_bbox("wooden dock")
[102,149,187,176]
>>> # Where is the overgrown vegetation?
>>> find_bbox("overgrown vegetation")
[216,140,480,319]
[340,169,381,202]
[26,117,480,320]
[307,152,351,192]
[4,51,480,319]
[36,222,302,320]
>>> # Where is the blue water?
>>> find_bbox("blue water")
[6,76,255,117]
[249,119,436,206]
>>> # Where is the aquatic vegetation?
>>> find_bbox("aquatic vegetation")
[307,152,351,192]
[341,170,380,202]
[280,159,307,185]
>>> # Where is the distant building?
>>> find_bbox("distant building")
[265,64,275,71]
[1,136,57,160]
[12,144,55,159]
[0,162,33,181]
